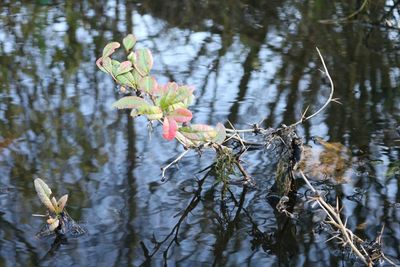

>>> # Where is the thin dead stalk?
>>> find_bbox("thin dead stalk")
[299,170,371,265]
[290,47,339,127]
[161,149,190,181]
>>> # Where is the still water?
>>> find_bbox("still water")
[0,1,399,266]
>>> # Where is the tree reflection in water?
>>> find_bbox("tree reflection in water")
[0,0,399,266]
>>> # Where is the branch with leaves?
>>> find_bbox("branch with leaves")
[97,34,398,266]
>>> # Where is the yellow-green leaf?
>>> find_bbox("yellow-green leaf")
[102,42,120,58]
[134,48,153,76]
[57,194,68,212]
[114,61,133,76]
[123,34,136,52]
[51,197,59,213]
[213,123,226,144]
[138,76,158,94]
[178,124,217,145]
[112,96,148,109]
[34,178,55,212]
[116,72,136,88]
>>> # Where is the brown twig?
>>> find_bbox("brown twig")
[299,170,371,265]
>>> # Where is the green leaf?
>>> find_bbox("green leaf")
[132,105,163,120]
[175,132,198,147]
[158,83,194,111]
[134,48,153,76]
[213,123,226,144]
[57,194,68,212]
[132,69,143,85]
[178,124,217,145]
[34,178,56,212]
[102,42,120,58]
[168,108,192,123]
[116,71,136,88]
[138,76,158,94]
[177,85,195,106]
[127,52,136,64]
[112,96,148,109]
[96,57,107,73]
[51,197,58,212]
[123,34,136,52]
[102,57,113,74]
[113,96,162,120]
[114,61,133,76]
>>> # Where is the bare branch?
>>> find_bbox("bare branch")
[299,170,370,265]
[290,47,337,127]
[161,149,190,182]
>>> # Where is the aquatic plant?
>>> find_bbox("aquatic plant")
[34,178,68,232]
[33,178,85,239]
[96,34,235,182]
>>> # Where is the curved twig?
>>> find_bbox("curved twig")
[161,149,190,182]
[290,47,337,128]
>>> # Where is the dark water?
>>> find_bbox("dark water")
[0,1,399,266]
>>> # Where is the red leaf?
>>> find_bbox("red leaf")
[168,108,192,123]
[162,117,178,141]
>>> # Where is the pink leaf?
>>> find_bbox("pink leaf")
[162,117,178,141]
[168,108,192,123]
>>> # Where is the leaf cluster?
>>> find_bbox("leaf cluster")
[97,34,227,147]
[33,178,68,232]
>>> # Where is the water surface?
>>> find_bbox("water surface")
[0,1,399,266]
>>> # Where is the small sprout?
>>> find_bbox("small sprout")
[33,178,68,215]
[34,178,56,212]
[57,194,68,212]
[48,218,60,232]
[46,217,57,225]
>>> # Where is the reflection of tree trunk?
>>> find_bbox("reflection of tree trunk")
[117,3,138,266]
[227,44,262,124]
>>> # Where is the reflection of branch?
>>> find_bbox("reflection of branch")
[319,0,369,24]
[139,173,208,265]
[212,186,247,265]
